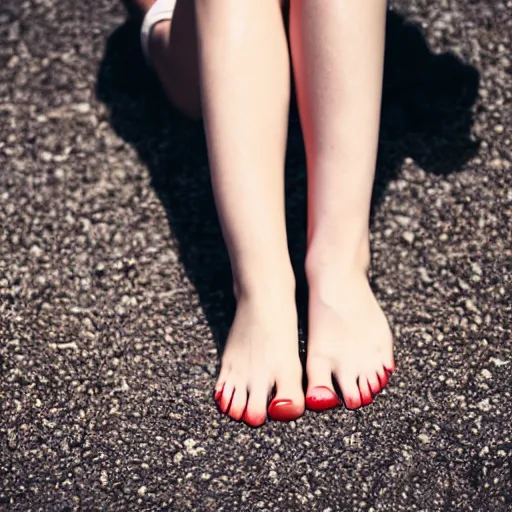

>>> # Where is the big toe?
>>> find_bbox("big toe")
[305,356,341,411]
[268,372,304,422]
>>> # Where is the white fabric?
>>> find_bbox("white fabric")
[140,0,177,63]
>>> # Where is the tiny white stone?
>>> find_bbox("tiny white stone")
[477,398,491,412]
[480,369,492,379]
[72,103,91,114]
[479,446,489,456]
[29,245,43,257]
[395,215,411,227]
[184,439,196,449]
[471,262,482,275]
[489,357,509,367]
[402,231,415,244]
[137,486,147,496]
[418,434,430,444]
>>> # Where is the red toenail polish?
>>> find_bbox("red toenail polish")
[385,360,396,374]
[214,383,225,402]
[270,399,292,410]
[361,393,373,406]
[379,371,389,388]
[306,386,342,411]
[268,399,301,422]
[243,410,266,427]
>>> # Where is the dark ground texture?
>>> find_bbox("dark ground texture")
[0,0,511,510]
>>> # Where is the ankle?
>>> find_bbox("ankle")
[305,238,370,291]
[233,268,296,305]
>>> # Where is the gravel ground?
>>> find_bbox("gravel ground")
[0,0,511,510]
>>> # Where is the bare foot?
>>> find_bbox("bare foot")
[305,269,395,410]
[215,291,304,426]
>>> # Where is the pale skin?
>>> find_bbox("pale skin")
[132,0,395,426]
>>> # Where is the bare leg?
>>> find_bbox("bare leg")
[289,0,395,410]
[195,0,304,425]
[132,0,201,118]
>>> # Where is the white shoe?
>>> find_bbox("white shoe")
[140,0,177,64]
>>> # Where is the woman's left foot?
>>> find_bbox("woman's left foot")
[305,268,395,410]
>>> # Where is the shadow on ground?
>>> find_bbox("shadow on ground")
[95,10,480,355]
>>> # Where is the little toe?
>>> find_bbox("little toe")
[243,383,270,427]
[215,365,229,399]
[337,373,362,410]
[357,376,373,406]
[306,356,341,411]
[384,356,396,375]
[268,374,304,422]
[228,386,248,421]
[218,380,235,414]
[214,383,224,402]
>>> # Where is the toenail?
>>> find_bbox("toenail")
[272,399,292,407]
[268,399,301,422]
[219,392,234,414]
[243,410,266,427]
[385,360,396,374]
[214,384,225,402]
[378,371,389,388]
[229,408,245,422]
[345,397,362,409]
[306,386,341,411]
[360,392,373,406]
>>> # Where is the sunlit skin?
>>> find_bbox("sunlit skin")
[133,0,395,426]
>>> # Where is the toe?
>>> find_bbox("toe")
[215,364,230,399]
[268,399,303,421]
[384,356,396,375]
[218,380,235,414]
[357,376,373,406]
[337,372,362,410]
[306,356,341,411]
[214,383,224,402]
[228,386,248,421]
[243,382,270,427]
[377,366,389,389]
[306,386,342,411]
[268,373,304,422]
[367,371,381,396]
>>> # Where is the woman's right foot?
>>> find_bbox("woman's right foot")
[215,288,304,427]
[305,260,395,411]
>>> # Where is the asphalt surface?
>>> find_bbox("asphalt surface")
[0,0,511,510]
